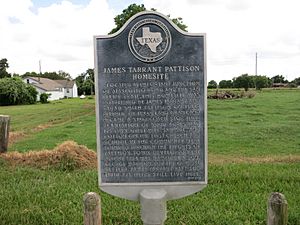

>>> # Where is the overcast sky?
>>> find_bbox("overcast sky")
[1,0,300,82]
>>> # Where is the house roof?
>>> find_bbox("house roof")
[55,80,75,88]
[25,77,74,91]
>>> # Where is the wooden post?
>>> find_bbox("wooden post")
[83,192,101,225]
[0,115,10,153]
[267,192,288,225]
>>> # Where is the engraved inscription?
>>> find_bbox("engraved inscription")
[96,13,206,186]
[100,79,204,183]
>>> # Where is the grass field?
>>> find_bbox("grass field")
[0,89,299,224]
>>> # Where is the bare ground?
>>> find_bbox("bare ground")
[8,131,26,146]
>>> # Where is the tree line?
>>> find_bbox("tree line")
[1,55,300,106]
[208,74,300,91]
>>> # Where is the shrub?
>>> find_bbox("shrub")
[25,85,38,104]
[208,90,256,100]
[0,77,37,106]
[40,93,50,104]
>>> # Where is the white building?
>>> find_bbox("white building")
[23,77,78,101]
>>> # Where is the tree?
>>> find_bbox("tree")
[170,17,188,31]
[207,80,217,89]
[271,75,288,84]
[82,79,94,95]
[252,75,271,90]
[58,70,72,80]
[22,71,71,80]
[0,77,37,106]
[43,71,71,80]
[109,4,188,34]
[22,71,39,78]
[291,77,300,86]
[219,80,233,89]
[233,74,254,91]
[75,69,95,95]
[0,58,11,78]
[109,4,146,34]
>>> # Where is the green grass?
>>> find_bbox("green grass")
[0,98,95,132]
[0,164,299,225]
[208,89,300,156]
[0,89,300,224]
[10,113,96,152]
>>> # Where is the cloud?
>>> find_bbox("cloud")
[143,0,300,81]
[1,0,300,81]
[0,0,114,77]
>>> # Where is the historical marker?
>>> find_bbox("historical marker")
[94,11,207,203]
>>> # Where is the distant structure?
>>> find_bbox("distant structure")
[272,83,288,88]
[23,77,78,101]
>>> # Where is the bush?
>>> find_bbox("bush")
[40,93,50,104]
[0,77,37,106]
[25,85,38,104]
[208,90,256,99]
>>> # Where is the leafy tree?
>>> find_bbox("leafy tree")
[22,71,39,77]
[109,4,146,34]
[291,77,300,86]
[25,85,38,104]
[109,4,188,34]
[43,71,71,80]
[0,77,37,105]
[0,58,11,78]
[207,80,217,89]
[22,71,71,80]
[81,79,94,95]
[271,75,288,84]
[219,80,233,89]
[58,70,72,80]
[75,73,86,95]
[252,75,271,90]
[85,68,94,82]
[170,17,188,31]
[233,74,254,91]
[75,69,94,95]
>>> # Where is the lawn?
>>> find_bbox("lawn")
[0,89,299,225]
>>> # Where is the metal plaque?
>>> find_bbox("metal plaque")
[94,11,207,201]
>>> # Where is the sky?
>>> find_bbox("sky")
[1,0,300,82]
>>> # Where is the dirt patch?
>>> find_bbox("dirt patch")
[0,141,97,170]
[8,123,52,146]
[83,103,95,109]
[209,154,300,165]
[32,123,51,132]
[8,131,26,146]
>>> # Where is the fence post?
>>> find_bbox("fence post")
[83,192,101,225]
[267,192,288,225]
[0,115,10,153]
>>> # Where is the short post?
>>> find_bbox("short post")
[140,189,167,225]
[0,115,10,153]
[267,192,288,225]
[83,192,101,225]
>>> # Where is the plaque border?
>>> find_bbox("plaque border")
[94,11,207,201]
